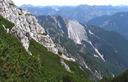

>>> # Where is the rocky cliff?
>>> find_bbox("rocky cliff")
[0,0,58,54]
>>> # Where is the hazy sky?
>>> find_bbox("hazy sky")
[12,0,128,6]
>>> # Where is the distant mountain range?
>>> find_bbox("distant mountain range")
[88,12,128,39]
[21,4,128,23]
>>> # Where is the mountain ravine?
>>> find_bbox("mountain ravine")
[37,15,128,80]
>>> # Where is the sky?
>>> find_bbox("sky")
[12,0,128,6]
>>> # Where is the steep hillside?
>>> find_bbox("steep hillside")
[0,11,92,82]
[37,15,128,80]
[0,0,93,81]
[88,12,128,39]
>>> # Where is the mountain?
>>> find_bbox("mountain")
[21,5,128,23]
[0,0,93,82]
[88,12,128,39]
[1,0,128,81]
[37,15,128,80]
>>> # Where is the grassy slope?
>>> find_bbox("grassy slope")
[0,15,92,82]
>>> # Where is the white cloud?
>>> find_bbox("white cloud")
[12,0,128,6]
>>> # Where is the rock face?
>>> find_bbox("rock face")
[0,0,58,54]
[67,20,88,44]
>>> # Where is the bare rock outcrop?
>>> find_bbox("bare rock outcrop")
[0,0,58,54]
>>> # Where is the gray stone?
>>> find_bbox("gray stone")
[0,0,58,54]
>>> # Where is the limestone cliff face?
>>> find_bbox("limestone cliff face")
[0,0,58,54]
[67,20,89,44]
